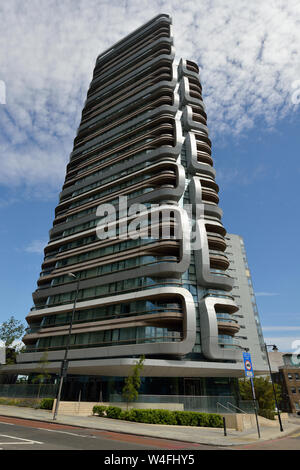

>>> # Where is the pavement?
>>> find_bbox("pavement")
[0,404,300,447]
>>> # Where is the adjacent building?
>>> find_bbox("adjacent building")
[225,234,267,373]
[0,348,5,365]
[269,351,300,414]
[1,14,268,402]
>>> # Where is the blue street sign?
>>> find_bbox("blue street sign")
[243,352,254,378]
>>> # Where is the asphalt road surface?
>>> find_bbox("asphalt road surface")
[0,415,299,452]
[0,415,217,451]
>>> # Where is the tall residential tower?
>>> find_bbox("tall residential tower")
[7,15,267,400]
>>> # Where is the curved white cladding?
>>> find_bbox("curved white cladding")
[194,218,234,291]
[199,297,240,361]
[178,57,240,362]
[20,287,196,363]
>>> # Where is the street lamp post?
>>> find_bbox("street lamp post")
[264,343,284,432]
[53,273,80,420]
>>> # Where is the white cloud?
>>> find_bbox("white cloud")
[25,240,47,254]
[255,292,280,297]
[264,336,300,352]
[263,326,300,331]
[0,0,300,192]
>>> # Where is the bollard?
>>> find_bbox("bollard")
[223,416,227,436]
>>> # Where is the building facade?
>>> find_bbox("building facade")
[225,234,268,373]
[3,14,267,401]
[270,352,300,414]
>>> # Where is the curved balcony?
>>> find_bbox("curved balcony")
[209,250,230,270]
[197,151,213,166]
[37,301,183,329]
[202,187,219,205]
[186,60,199,74]
[196,141,211,155]
[217,314,240,335]
[207,232,226,251]
[218,335,240,349]
[74,93,174,151]
[89,43,172,101]
[205,222,226,237]
[192,105,207,123]
[200,177,219,194]
[39,255,180,290]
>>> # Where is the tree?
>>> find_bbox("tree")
[122,355,145,410]
[0,316,25,364]
[31,351,51,398]
[239,376,282,415]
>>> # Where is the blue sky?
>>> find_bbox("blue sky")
[0,0,299,352]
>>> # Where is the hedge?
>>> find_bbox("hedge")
[92,406,223,428]
[92,405,107,417]
[0,397,40,408]
[0,397,54,410]
[39,398,54,410]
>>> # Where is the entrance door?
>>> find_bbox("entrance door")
[183,378,202,396]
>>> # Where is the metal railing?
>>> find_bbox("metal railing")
[217,400,255,414]
[110,394,240,414]
[0,384,57,399]
[226,402,247,414]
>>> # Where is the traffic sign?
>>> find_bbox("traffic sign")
[243,352,254,378]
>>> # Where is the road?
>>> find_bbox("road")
[0,415,299,451]
[0,415,218,451]
[232,431,300,450]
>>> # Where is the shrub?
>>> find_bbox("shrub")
[111,408,223,427]
[129,408,178,425]
[174,411,199,426]
[39,398,54,410]
[207,413,223,428]
[197,412,210,427]
[0,397,41,408]
[92,405,107,417]
[99,405,223,428]
[119,410,132,421]
[0,398,19,406]
[106,406,123,419]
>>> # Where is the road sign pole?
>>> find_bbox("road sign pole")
[243,352,260,439]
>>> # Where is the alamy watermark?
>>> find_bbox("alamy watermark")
[291,80,300,105]
[95,196,206,251]
[291,339,300,366]
[0,80,6,105]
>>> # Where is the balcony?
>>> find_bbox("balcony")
[209,250,230,270]
[218,336,240,349]
[207,232,226,251]
[217,314,240,335]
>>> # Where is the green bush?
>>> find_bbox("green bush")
[0,398,19,406]
[207,413,223,428]
[106,406,123,419]
[92,405,107,416]
[174,411,198,426]
[129,408,178,425]
[0,397,41,408]
[173,411,216,427]
[119,410,132,421]
[39,398,54,410]
[106,407,223,428]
